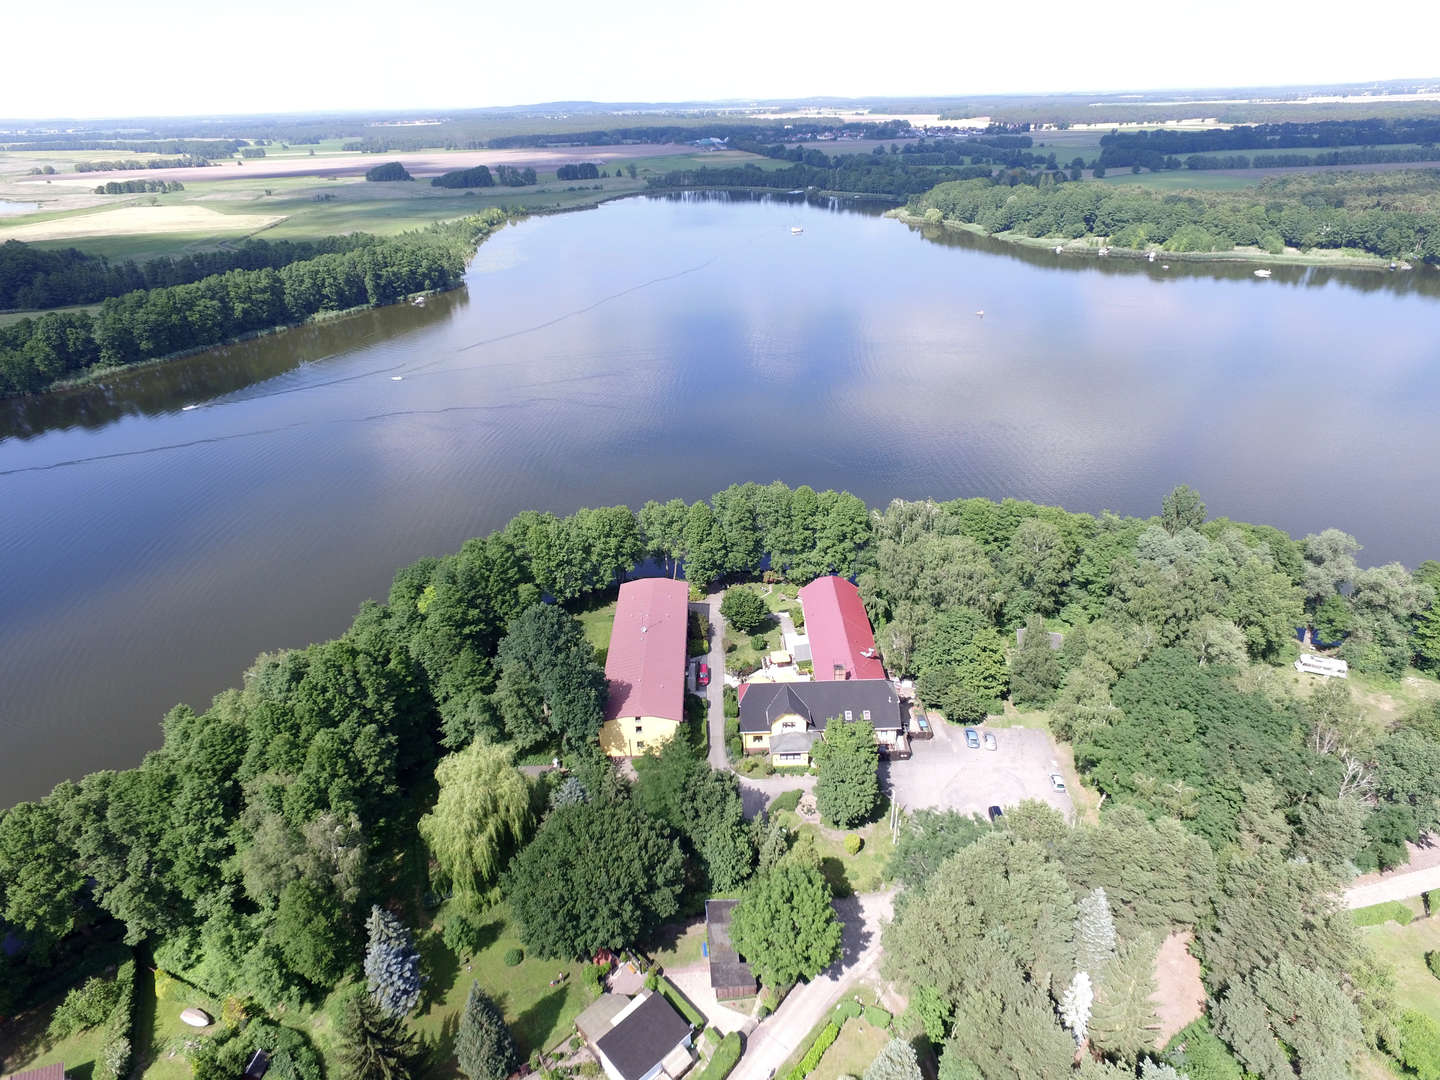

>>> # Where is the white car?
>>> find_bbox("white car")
[1049,773,1067,792]
[983,732,997,751]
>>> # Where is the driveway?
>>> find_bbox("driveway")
[882,716,1074,820]
[730,890,894,1080]
[693,593,729,771]
[1345,863,1440,909]
[735,774,816,819]
[666,962,755,1036]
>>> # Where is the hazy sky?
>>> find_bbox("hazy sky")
[7,0,1439,119]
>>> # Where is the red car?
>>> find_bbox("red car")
[697,662,711,687]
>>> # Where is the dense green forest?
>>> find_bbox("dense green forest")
[0,234,394,311]
[364,161,413,181]
[74,157,214,172]
[906,170,1440,259]
[0,211,506,395]
[90,179,185,195]
[1,482,1438,1080]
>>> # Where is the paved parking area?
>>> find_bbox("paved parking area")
[882,715,1074,820]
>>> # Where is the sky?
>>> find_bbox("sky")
[6,0,1440,119]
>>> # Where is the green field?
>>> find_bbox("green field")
[1359,898,1440,1025]
[1096,170,1262,192]
[768,808,896,897]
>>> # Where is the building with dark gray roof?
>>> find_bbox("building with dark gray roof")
[704,899,757,1000]
[736,678,907,765]
[592,990,694,1080]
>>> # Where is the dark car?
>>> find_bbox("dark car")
[964,727,980,749]
[697,662,710,687]
[988,805,1003,822]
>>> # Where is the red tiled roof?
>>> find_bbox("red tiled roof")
[604,578,690,724]
[6,1065,65,1080]
[798,576,886,682]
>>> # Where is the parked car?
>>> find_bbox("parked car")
[964,727,980,749]
[1049,773,1067,792]
[987,805,1003,822]
[697,662,710,687]
[983,731,997,751]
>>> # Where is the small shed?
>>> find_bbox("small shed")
[4,1064,66,1080]
[704,900,757,1000]
[1016,627,1065,650]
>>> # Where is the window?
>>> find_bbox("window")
[634,722,643,733]
[635,740,646,750]
[862,709,871,721]
[751,735,765,743]
[844,710,853,722]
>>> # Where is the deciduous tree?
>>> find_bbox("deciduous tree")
[813,718,880,829]
[730,861,842,987]
[419,742,533,895]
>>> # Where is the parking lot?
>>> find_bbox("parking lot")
[881,713,1075,820]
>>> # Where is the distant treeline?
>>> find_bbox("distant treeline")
[1102,118,1440,157]
[91,180,185,195]
[648,159,997,197]
[0,212,506,396]
[555,163,600,181]
[907,170,1440,260]
[341,120,917,154]
[737,136,1056,172]
[430,164,537,188]
[0,138,243,155]
[0,235,388,311]
[75,158,214,172]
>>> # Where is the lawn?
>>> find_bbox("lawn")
[649,918,707,972]
[1359,903,1440,1025]
[808,1018,891,1080]
[574,597,618,662]
[772,808,897,897]
[413,902,592,1071]
[721,585,790,675]
[1095,171,1262,192]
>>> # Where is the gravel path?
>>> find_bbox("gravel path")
[694,592,729,771]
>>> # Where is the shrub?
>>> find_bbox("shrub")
[1428,951,1440,981]
[581,962,610,999]
[750,634,769,651]
[844,835,863,855]
[863,1005,891,1028]
[1352,900,1415,927]
[1394,1010,1440,1080]
[49,974,125,1039]
[771,790,804,814]
[721,589,770,634]
[724,686,739,718]
[698,1032,743,1080]
[791,608,805,629]
[835,999,863,1021]
[503,948,524,967]
[364,161,413,182]
[444,913,488,957]
[99,1035,132,1080]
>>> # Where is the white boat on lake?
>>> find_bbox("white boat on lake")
[1253,268,1272,278]
[790,226,804,234]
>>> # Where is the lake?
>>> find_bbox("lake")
[3,191,1440,803]
[0,200,41,217]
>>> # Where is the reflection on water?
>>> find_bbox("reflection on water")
[2,191,1439,802]
[0,200,41,217]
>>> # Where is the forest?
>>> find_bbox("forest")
[90,179,185,195]
[1,481,1438,1080]
[0,234,392,311]
[906,170,1440,259]
[0,211,506,395]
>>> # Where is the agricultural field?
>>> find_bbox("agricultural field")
[0,148,775,263]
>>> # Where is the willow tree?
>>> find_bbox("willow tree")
[419,742,532,895]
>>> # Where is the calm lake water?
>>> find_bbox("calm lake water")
[3,191,1440,803]
[0,200,41,217]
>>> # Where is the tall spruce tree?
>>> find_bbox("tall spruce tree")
[365,907,423,1019]
[455,985,519,1080]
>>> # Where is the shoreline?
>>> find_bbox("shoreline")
[887,209,1415,269]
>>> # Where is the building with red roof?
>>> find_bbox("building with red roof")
[600,578,690,757]
[798,576,886,682]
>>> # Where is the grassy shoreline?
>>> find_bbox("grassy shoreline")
[887,209,1409,269]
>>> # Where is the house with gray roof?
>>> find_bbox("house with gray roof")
[580,990,694,1080]
[704,899,756,1000]
[736,679,907,766]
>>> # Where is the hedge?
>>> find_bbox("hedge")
[657,976,707,1029]
[834,1000,863,1022]
[1427,951,1440,981]
[95,956,138,1080]
[784,1021,840,1080]
[697,1032,743,1080]
[1352,900,1416,927]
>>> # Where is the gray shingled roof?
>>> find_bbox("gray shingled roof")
[738,679,902,734]
[770,731,816,755]
[595,992,692,1080]
[705,900,756,993]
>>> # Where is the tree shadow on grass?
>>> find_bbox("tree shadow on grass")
[420,930,461,1012]
[820,856,854,899]
[515,987,571,1058]
[424,1010,462,1075]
